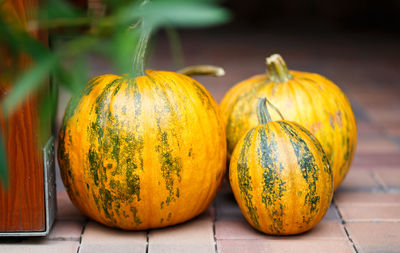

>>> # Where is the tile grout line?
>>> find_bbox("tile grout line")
[370,170,388,192]
[145,230,149,253]
[76,219,88,253]
[332,199,359,253]
[213,200,218,253]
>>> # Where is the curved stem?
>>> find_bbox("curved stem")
[257,97,285,124]
[257,98,272,124]
[266,54,293,83]
[132,22,151,78]
[178,65,225,77]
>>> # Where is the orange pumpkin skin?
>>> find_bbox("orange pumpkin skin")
[230,114,333,235]
[58,70,226,230]
[221,56,357,190]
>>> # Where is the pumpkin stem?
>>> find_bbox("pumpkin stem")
[131,21,151,78]
[266,54,293,83]
[178,65,225,77]
[257,97,285,124]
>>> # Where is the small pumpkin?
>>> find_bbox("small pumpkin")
[221,54,357,190]
[229,98,333,235]
[58,26,226,230]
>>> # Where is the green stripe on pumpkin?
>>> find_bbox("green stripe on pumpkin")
[257,126,286,234]
[237,128,259,228]
[291,122,332,176]
[278,121,320,217]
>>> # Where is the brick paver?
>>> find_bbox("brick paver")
[216,220,347,240]
[334,192,400,205]
[339,205,400,222]
[47,220,83,241]
[0,240,79,253]
[351,153,400,170]
[337,170,380,192]
[217,239,355,253]
[374,169,400,190]
[79,222,147,253]
[322,204,341,222]
[215,182,246,222]
[56,191,86,221]
[335,191,400,223]
[365,108,400,125]
[346,223,400,253]
[148,215,215,253]
[356,137,400,154]
[356,121,384,137]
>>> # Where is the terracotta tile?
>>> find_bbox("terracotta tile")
[337,170,380,192]
[47,220,83,241]
[215,189,246,221]
[293,222,348,240]
[352,92,400,109]
[265,239,355,253]
[217,239,355,253]
[79,221,147,253]
[0,240,79,253]
[148,218,215,253]
[215,220,262,240]
[217,239,267,253]
[384,125,400,138]
[356,121,384,137]
[322,204,341,222]
[355,137,400,154]
[338,204,400,222]
[351,154,400,170]
[374,169,400,190]
[365,108,400,124]
[215,220,347,240]
[57,191,86,221]
[334,192,400,205]
[346,222,400,253]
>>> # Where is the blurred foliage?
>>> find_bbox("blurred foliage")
[0,0,230,187]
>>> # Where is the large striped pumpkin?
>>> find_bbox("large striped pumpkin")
[230,98,333,235]
[221,54,357,190]
[58,70,226,230]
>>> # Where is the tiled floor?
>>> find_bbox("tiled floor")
[1,30,400,252]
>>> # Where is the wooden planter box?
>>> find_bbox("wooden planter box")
[0,0,57,236]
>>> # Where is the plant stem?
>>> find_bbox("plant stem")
[266,54,293,83]
[132,22,151,78]
[257,97,285,124]
[178,65,225,77]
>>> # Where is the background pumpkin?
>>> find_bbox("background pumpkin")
[229,98,333,235]
[58,21,227,230]
[221,54,357,190]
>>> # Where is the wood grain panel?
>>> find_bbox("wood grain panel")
[0,0,48,232]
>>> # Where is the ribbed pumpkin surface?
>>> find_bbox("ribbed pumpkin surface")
[230,120,333,235]
[58,70,226,230]
[221,69,357,190]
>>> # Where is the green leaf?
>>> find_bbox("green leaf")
[110,27,141,75]
[142,0,231,28]
[2,54,57,116]
[0,18,51,62]
[108,0,230,29]
[40,0,84,20]
[0,132,8,189]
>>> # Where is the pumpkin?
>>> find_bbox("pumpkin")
[221,54,357,190]
[58,26,226,230]
[230,98,333,235]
